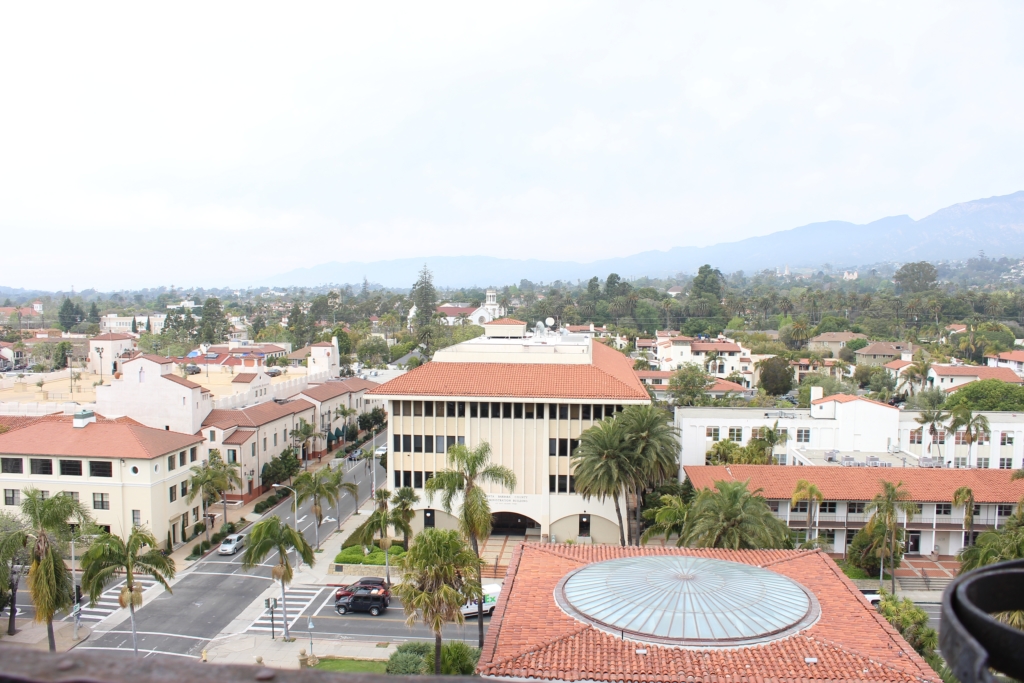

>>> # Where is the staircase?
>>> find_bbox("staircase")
[899,576,952,592]
[481,564,508,579]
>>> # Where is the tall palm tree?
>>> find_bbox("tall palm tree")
[425,441,515,647]
[0,489,89,651]
[948,406,990,468]
[571,418,635,546]
[80,527,175,657]
[791,480,824,543]
[355,489,411,586]
[186,459,224,544]
[757,420,788,464]
[241,516,315,640]
[684,480,790,549]
[953,486,976,548]
[867,481,918,593]
[293,468,340,550]
[0,513,29,637]
[328,464,360,529]
[392,487,420,551]
[209,449,242,531]
[334,405,357,445]
[619,405,680,546]
[915,409,949,459]
[289,418,317,464]
[640,495,688,545]
[394,529,480,675]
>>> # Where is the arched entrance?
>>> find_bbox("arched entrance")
[491,512,540,536]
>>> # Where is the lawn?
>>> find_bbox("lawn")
[313,659,387,674]
[837,560,890,581]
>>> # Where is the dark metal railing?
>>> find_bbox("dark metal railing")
[940,558,1024,683]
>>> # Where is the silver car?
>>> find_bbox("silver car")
[218,534,245,555]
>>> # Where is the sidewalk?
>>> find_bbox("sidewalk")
[0,621,91,653]
[205,633,395,669]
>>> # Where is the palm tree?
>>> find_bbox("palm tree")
[392,487,420,551]
[867,481,918,593]
[290,418,317,465]
[425,441,515,647]
[186,459,224,544]
[757,420,788,464]
[791,480,824,543]
[328,464,360,528]
[948,406,990,468]
[293,468,340,550]
[0,513,29,637]
[394,529,480,675]
[705,439,739,465]
[355,489,411,586]
[953,486,976,548]
[0,489,88,651]
[241,516,315,640]
[571,419,635,546]
[79,527,175,657]
[915,409,949,459]
[334,405,357,445]
[209,449,242,531]
[684,480,790,549]
[640,495,688,545]
[619,405,679,545]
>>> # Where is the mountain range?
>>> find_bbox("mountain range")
[263,191,1024,289]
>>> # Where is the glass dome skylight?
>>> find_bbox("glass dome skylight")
[555,556,819,648]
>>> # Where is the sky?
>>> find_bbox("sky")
[2,2,1024,291]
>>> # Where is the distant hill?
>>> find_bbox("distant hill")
[260,191,1024,288]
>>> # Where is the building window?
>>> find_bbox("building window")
[436,436,445,453]
[558,475,568,493]
[476,402,487,418]
[977,457,990,469]
[819,501,837,514]
[447,402,457,418]
[936,503,952,515]
[414,471,423,488]
[514,403,523,419]
[954,457,968,468]
[791,501,808,513]
[1000,458,1014,470]
[955,431,968,445]
[179,451,186,467]
[63,491,79,502]
[558,404,569,420]
[402,435,412,452]
[797,429,810,443]
[251,443,256,458]
[273,433,278,447]
[403,471,412,487]
[228,449,237,463]
[394,470,401,487]
[209,430,216,442]
[424,435,434,453]
[168,455,176,471]
[30,459,52,475]
[581,405,590,420]
[558,439,569,456]
[849,502,866,514]
[1002,433,1015,446]
[549,439,557,456]
[1,458,23,474]
[751,427,765,440]
[393,434,400,451]
[767,500,779,513]
[93,493,110,510]
[728,427,742,442]
[423,509,435,528]
[169,486,177,502]
[933,431,945,444]
[578,514,591,537]
[190,447,197,462]
[592,405,602,420]
[58,460,82,476]
[181,481,188,497]
[706,427,719,441]
[263,438,267,451]
[978,432,990,445]
[132,510,141,527]
[89,461,112,478]
[909,429,923,445]
[414,435,423,453]
[998,504,1014,517]
[4,490,19,506]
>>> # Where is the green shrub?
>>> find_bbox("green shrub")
[192,543,203,556]
[424,642,480,675]
[333,544,404,565]
[254,502,266,514]
[395,642,432,658]
[200,540,212,552]
[211,532,226,545]
[385,652,426,675]
[193,522,206,534]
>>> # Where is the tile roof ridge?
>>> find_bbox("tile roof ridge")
[795,633,937,682]
[480,542,527,668]
[483,623,593,676]
[125,424,155,458]
[527,544,593,564]
[757,547,821,568]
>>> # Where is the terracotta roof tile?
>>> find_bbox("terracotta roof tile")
[884,359,912,370]
[232,372,258,384]
[931,365,1023,382]
[489,318,527,325]
[202,399,315,429]
[811,393,897,409]
[222,429,255,445]
[683,464,1024,503]
[90,333,135,341]
[990,351,1024,363]
[369,341,649,400]
[133,354,173,365]
[162,374,208,392]
[0,420,202,459]
[709,378,747,393]
[690,342,742,352]
[479,544,937,682]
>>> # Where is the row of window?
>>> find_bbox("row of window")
[3,489,109,509]
[909,429,1014,446]
[394,470,435,489]
[392,400,625,421]
[2,457,114,477]
[705,427,808,443]
[772,499,1015,516]
[169,480,188,502]
[166,448,199,471]
[394,434,466,453]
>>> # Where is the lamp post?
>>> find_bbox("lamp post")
[273,483,300,567]
[94,346,104,386]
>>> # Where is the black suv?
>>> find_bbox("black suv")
[336,588,387,616]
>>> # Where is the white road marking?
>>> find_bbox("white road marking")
[187,572,274,581]
[77,646,199,659]
[65,579,157,623]
[99,630,210,640]
[246,587,325,633]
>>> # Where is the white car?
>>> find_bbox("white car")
[218,534,245,555]
[860,589,881,606]
[460,584,501,617]
[374,445,387,457]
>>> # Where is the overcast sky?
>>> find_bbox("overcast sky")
[2,2,1023,291]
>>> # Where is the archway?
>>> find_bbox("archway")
[491,511,540,536]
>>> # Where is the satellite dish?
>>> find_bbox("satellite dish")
[545,317,555,327]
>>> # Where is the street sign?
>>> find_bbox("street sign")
[307,617,314,630]
[71,604,81,615]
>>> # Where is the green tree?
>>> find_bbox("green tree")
[354,489,411,586]
[915,409,949,459]
[327,463,360,529]
[289,419,316,463]
[425,441,515,646]
[186,458,224,544]
[791,480,824,543]
[953,486,975,548]
[241,516,315,640]
[947,405,990,468]
[756,356,794,395]
[52,341,73,370]
[848,523,901,576]
[357,336,390,366]
[684,480,791,549]
[866,481,918,593]
[411,265,439,329]
[0,511,29,636]
[209,449,242,530]
[878,590,939,659]
[705,439,739,465]
[58,298,78,332]
[667,363,714,406]
[293,468,340,550]
[393,529,480,675]
[392,487,420,551]
[80,526,176,657]
[691,265,724,300]
[87,302,100,324]
[619,404,679,545]
[944,379,1024,412]
[894,262,938,294]
[572,418,634,546]
[640,495,688,544]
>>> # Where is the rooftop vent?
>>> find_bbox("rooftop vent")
[73,410,96,429]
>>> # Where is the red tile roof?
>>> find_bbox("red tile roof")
[337,377,379,393]
[931,365,1023,383]
[479,544,937,683]
[311,342,334,347]
[709,378,747,393]
[202,399,315,429]
[811,393,897,409]
[90,333,135,341]
[884,359,912,370]
[370,341,649,401]
[489,318,526,325]
[162,374,210,393]
[635,371,673,379]
[690,342,741,352]
[855,342,913,356]
[989,351,1024,363]
[133,354,173,365]
[0,420,202,459]
[222,429,255,445]
[684,464,1024,503]
[232,372,258,383]
[437,305,477,316]
[298,381,354,402]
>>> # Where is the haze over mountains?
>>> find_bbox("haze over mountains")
[261,192,1024,289]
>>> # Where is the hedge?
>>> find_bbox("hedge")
[334,544,404,565]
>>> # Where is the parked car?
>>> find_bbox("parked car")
[348,447,364,462]
[218,534,246,555]
[336,589,387,616]
[859,589,881,607]
[266,368,282,377]
[374,445,387,457]
[460,584,501,617]
[184,364,201,375]
[333,577,390,605]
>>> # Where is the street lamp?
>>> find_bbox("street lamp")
[94,346,104,386]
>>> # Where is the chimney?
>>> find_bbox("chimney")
[810,386,824,403]
[73,409,96,429]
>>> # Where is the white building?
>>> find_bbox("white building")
[95,355,213,434]
[368,319,651,544]
[986,350,1024,379]
[407,289,505,327]
[100,313,167,334]
[654,335,764,388]
[86,333,137,376]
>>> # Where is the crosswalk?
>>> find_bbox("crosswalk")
[65,579,159,623]
[247,587,324,633]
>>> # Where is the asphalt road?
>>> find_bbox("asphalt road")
[75,436,388,661]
